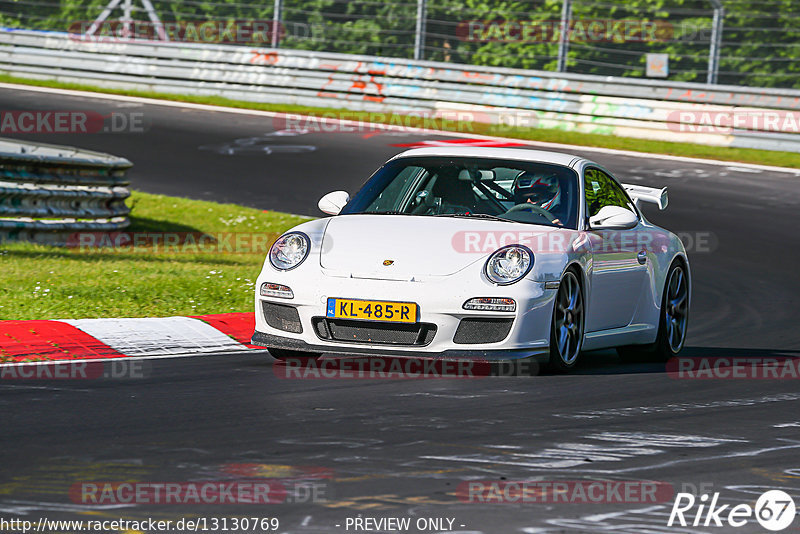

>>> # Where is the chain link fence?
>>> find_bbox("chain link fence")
[0,0,798,89]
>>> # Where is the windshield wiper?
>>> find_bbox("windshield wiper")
[433,213,511,222]
[363,210,408,215]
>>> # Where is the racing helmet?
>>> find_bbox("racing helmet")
[513,172,561,209]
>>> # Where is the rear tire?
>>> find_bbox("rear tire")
[548,269,585,372]
[267,348,321,361]
[617,260,689,363]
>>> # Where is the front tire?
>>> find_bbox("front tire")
[267,348,321,361]
[617,260,689,362]
[548,269,585,372]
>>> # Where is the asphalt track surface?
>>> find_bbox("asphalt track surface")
[2,86,800,533]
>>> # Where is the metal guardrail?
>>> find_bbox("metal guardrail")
[0,29,799,152]
[0,137,131,244]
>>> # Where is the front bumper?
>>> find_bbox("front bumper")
[251,330,549,362]
[252,267,557,361]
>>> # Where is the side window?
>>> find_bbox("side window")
[584,168,636,218]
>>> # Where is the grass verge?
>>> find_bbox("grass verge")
[0,191,310,320]
[2,73,800,169]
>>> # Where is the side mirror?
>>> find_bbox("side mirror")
[318,191,350,215]
[589,205,639,230]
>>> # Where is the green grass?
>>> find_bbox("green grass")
[0,191,311,320]
[2,72,800,169]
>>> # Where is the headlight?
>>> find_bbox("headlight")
[485,245,533,285]
[269,232,310,270]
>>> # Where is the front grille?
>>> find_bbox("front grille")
[311,317,436,346]
[262,301,303,333]
[453,318,514,344]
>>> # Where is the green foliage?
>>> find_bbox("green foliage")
[0,0,797,87]
[0,190,310,321]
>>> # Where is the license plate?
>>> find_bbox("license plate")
[326,298,418,323]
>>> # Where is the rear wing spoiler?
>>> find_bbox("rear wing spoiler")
[622,183,669,210]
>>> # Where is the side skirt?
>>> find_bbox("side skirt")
[581,323,656,351]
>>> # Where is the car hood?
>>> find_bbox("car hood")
[319,214,565,280]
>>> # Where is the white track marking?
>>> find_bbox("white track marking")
[2,82,799,175]
[583,506,665,523]
[555,393,800,419]
[0,500,132,514]
[523,505,712,534]
[724,166,764,173]
[64,316,247,356]
[394,392,489,399]
[422,433,748,470]
[0,348,267,368]
[575,441,800,475]
[0,385,91,392]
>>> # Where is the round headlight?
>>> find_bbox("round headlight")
[485,245,533,285]
[269,232,310,270]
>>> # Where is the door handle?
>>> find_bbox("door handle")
[637,250,647,265]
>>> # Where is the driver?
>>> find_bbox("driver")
[513,173,563,225]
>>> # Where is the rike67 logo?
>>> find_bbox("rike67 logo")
[668,490,796,531]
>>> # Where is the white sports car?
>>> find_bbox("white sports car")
[252,147,690,371]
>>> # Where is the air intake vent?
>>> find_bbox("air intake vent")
[453,318,513,344]
[262,301,303,333]
[311,318,436,346]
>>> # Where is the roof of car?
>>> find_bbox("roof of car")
[390,146,586,167]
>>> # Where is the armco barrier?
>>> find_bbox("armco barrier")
[0,29,799,152]
[0,137,131,244]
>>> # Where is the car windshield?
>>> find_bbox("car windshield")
[340,156,579,229]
